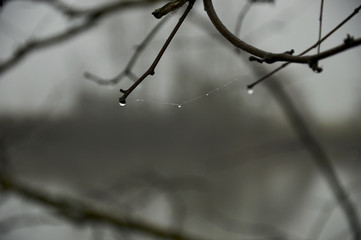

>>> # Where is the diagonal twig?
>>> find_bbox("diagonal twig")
[118,0,196,106]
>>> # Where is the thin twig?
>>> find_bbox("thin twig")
[118,0,195,105]
[317,0,325,54]
[247,4,361,89]
[84,16,170,85]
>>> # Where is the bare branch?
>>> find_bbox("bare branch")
[118,0,195,106]
[203,0,361,67]
[247,4,361,89]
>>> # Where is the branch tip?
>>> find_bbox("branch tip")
[152,0,188,19]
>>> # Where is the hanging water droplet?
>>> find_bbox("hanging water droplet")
[206,93,209,96]
[247,87,254,95]
[119,98,126,107]
[178,105,182,108]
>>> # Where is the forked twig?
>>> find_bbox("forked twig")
[203,0,361,66]
[247,4,361,89]
[118,0,195,106]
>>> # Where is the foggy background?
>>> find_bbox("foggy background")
[0,0,360,239]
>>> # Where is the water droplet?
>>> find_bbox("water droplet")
[119,98,126,107]
[206,93,209,96]
[178,105,182,108]
[247,87,254,95]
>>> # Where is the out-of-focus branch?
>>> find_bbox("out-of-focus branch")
[0,213,59,235]
[247,4,361,89]
[265,80,361,240]
[0,175,205,240]
[233,1,251,42]
[84,16,170,85]
[203,0,361,68]
[0,0,167,77]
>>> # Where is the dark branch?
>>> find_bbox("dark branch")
[247,4,361,88]
[203,0,361,66]
[118,0,195,106]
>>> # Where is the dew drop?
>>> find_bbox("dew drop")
[178,105,182,108]
[206,93,209,96]
[119,98,126,107]
[247,87,254,95]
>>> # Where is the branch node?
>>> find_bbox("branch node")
[249,53,274,64]
[249,55,264,63]
[309,60,323,73]
[284,49,295,55]
[344,34,354,46]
